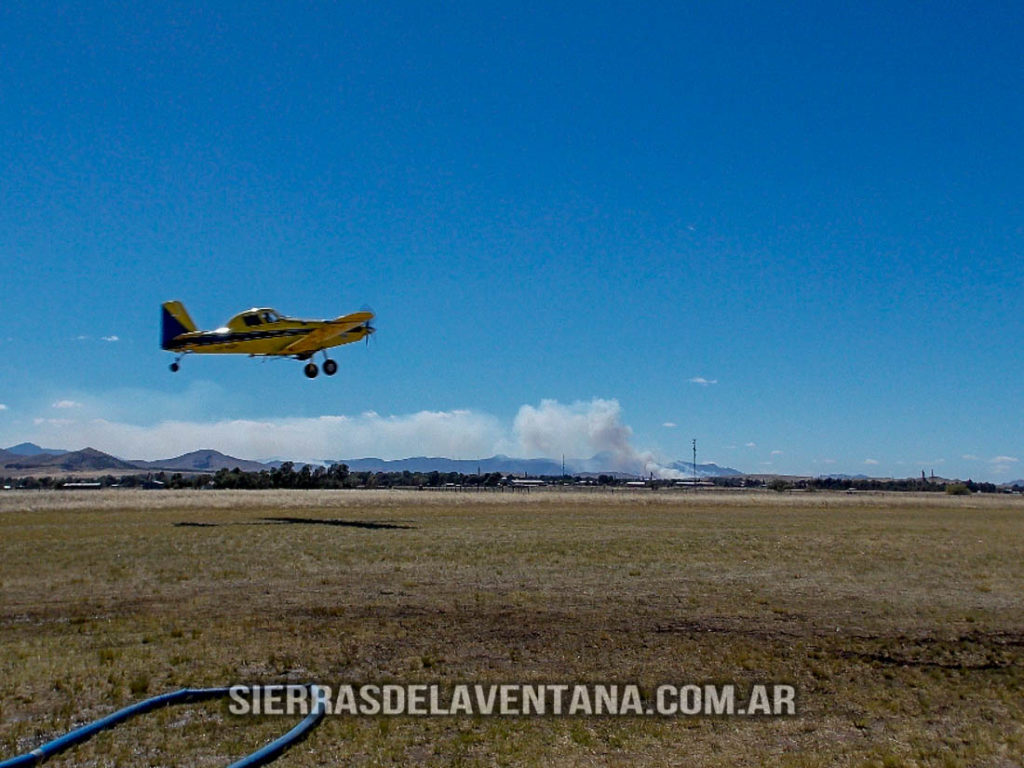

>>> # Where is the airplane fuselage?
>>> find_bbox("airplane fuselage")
[161,303,374,377]
[164,321,369,357]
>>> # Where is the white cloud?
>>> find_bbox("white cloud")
[962,454,981,461]
[30,410,505,463]
[687,377,718,386]
[51,400,82,409]
[770,449,783,456]
[101,335,120,342]
[22,397,687,478]
[662,422,677,428]
[745,442,756,448]
[0,404,7,411]
[864,458,879,465]
[989,461,1018,476]
[988,456,1019,476]
[34,418,75,427]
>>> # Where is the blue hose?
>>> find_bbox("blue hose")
[227,686,327,768]
[0,684,327,768]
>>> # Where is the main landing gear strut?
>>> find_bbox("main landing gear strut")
[304,355,338,379]
[168,355,336,378]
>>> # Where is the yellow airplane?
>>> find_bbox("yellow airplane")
[161,301,374,378]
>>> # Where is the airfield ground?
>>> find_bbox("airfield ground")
[0,489,1021,767]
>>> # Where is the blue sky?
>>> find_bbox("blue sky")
[1,1,1021,480]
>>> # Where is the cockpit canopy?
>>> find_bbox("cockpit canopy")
[227,308,283,330]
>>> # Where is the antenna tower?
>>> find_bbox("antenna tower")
[692,438,697,486]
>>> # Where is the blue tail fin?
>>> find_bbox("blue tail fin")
[161,301,197,349]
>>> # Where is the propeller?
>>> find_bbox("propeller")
[361,305,376,346]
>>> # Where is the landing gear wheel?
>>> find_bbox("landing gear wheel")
[323,359,338,376]
[170,362,180,373]
[304,362,319,379]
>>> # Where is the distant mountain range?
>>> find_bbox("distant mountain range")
[1,444,744,478]
[5,443,1019,485]
[331,455,743,478]
[666,460,744,478]
[5,442,68,456]
[0,446,264,475]
[334,455,575,476]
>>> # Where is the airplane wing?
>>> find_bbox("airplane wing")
[281,311,374,355]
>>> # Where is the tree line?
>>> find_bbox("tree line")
[2,463,1016,493]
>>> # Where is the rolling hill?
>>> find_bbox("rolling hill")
[1,447,138,473]
[133,450,270,473]
[4,442,69,456]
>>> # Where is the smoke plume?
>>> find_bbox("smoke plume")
[513,398,681,478]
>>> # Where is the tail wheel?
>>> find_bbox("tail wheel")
[304,362,319,379]
[323,359,338,376]
[169,362,180,373]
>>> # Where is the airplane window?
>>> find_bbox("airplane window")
[262,312,276,323]
[244,314,262,327]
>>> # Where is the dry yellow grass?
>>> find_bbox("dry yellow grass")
[0,489,1022,766]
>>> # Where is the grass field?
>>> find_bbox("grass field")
[0,489,1021,767]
